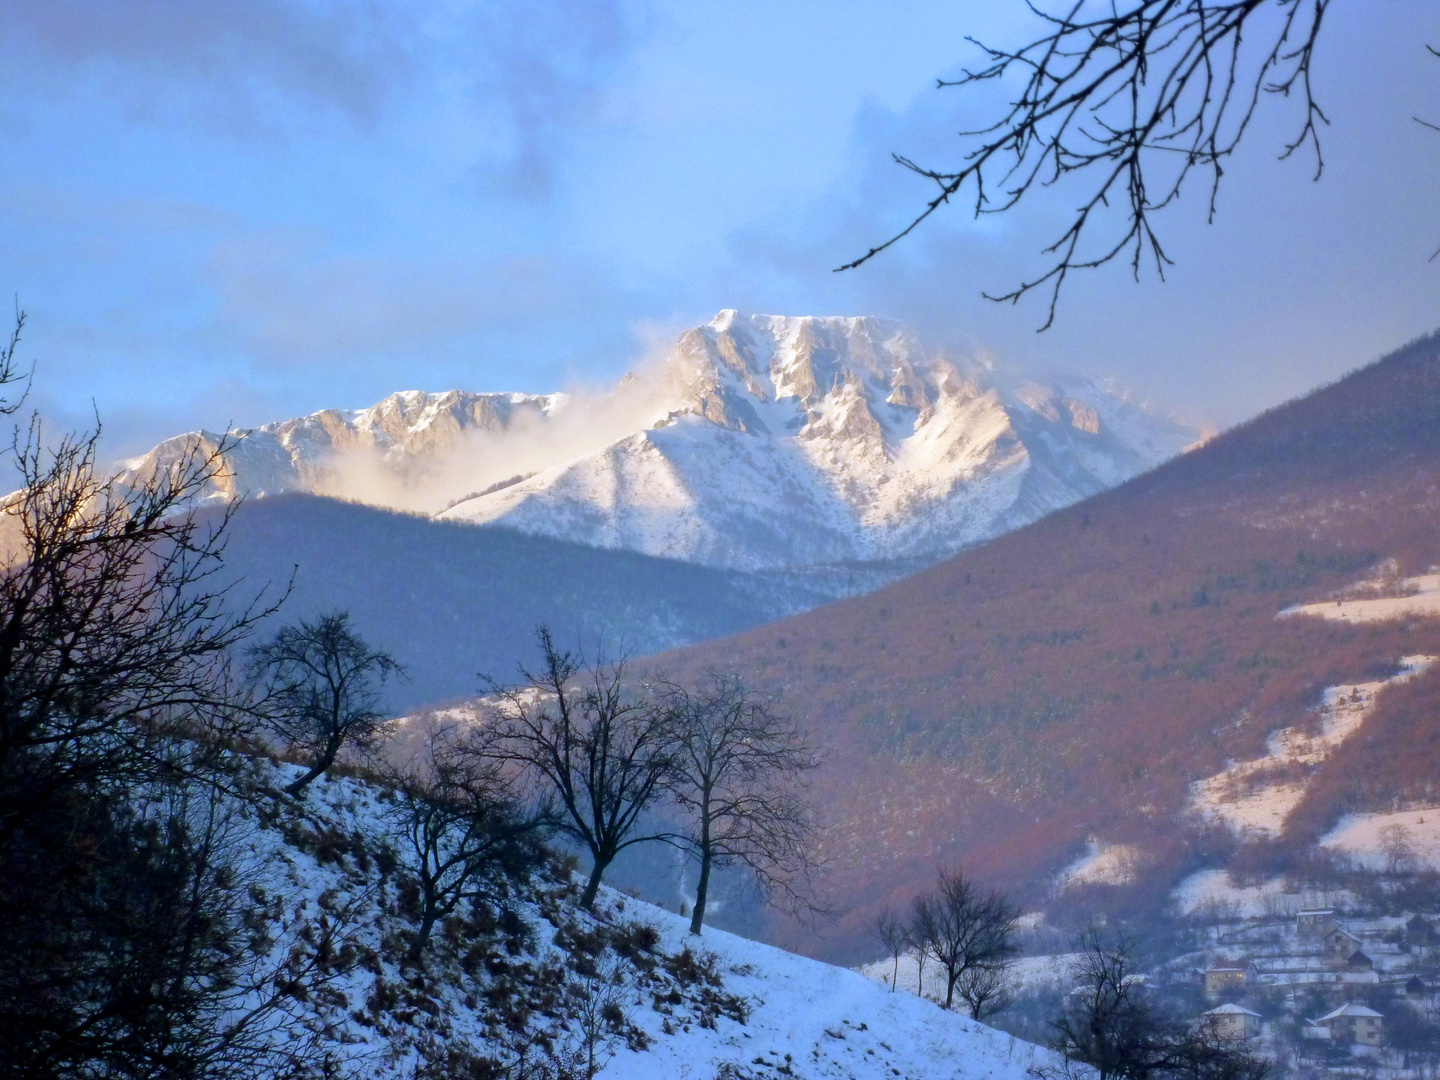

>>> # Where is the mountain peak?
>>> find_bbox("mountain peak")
[122,312,1201,569]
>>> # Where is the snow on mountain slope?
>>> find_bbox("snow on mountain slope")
[229,758,1062,1080]
[439,312,1202,569]
[1188,657,1437,838]
[121,389,560,510]
[1321,807,1440,870]
[1280,571,1440,624]
[126,311,1200,571]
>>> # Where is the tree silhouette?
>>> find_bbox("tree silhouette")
[840,0,1333,328]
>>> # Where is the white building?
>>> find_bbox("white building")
[1316,1003,1383,1047]
[1199,1003,1262,1041]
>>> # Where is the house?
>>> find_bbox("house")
[1297,909,1336,938]
[1301,1020,1332,1041]
[1317,1003,1384,1047]
[1322,926,1365,968]
[1406,975,1428,997]
[1341,948,1375,973]
[1203,960,1255,995]
[1199,1003,1262,1041]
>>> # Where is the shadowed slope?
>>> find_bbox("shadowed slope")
[211,495,872,711]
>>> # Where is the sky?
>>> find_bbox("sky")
[0,0,1437,457]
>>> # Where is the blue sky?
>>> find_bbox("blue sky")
[1,0,1438,456]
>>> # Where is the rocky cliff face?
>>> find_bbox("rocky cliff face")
[439,311,1202,568]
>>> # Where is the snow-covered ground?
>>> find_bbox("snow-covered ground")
[1279,572,1440,624]
[1055,841,1143,890]
[1171,869,1353,918]
[856,952,1078,1001]
[614,911,1058,1080]
[1188,657,1435,837]
[222,759,1062,1080]
[1322,807,1440,871]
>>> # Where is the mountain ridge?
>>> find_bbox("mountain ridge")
[124,311,1202,572]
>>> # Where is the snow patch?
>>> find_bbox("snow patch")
[1188,657,1435,838]
[1321,808,1440,871]
[1279,572,1440,624]
[856,952,1078,1001]
[1057,840,1143,890]
[1170,869,1342,918]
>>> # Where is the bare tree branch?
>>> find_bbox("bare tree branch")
[838,0,1331,330]
[479,627,675,910]
[658,672,825,935]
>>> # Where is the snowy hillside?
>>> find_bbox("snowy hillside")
[127,311,1201,571]
[223,757,1060,1080]
[606,902,1055,1080]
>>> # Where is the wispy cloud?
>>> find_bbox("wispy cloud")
[0,0,649,180]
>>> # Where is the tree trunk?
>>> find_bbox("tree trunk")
[580,857,608,910]
[284,738,341,797]
[689,846,712,935]
[283,758,328,797]
[407,906,436,965]
[945,968,957,1010]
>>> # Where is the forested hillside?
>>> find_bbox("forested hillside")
[654,331,1440,959]
[209,494,891,710]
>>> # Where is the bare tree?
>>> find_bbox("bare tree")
[909,867,1020,1012]
[1047,927,1267,1080]
[658,672,822,935]
[481,627,672,910]
[956,958,1016,1022]
[249,610,403,797]
[1380,822,1418,876]
[0,312,351,1079]
[391,721,549,964]
[0,418,277,833]
[873,906,909,992]
[839,1,1332,328]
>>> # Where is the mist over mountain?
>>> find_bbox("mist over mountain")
[127,311,1202,572]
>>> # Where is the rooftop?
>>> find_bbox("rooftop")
[1204,1004,1262,1017]
[1318,1004,1383,1021]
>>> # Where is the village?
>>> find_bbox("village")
[1157,905,1440,1075]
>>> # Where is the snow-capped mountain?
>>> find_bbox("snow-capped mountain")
[125,311,1202,570]
[121,388,560,511]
